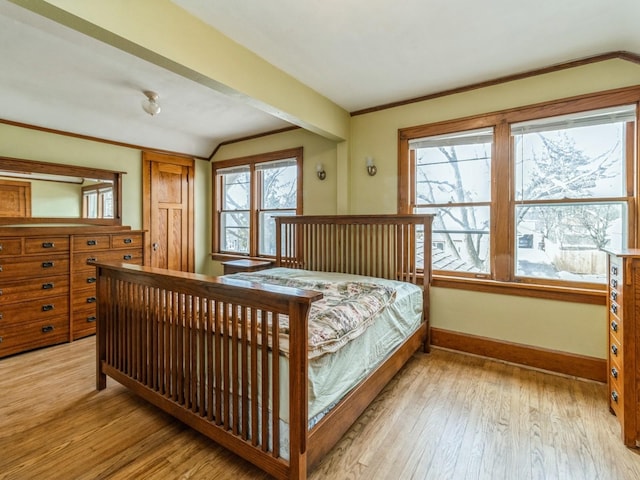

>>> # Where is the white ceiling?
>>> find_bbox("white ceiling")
[2,0,640,158]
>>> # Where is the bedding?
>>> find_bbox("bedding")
[226,267,423,421]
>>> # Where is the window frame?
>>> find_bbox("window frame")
[398,87,640,304]
[212,147,303,260]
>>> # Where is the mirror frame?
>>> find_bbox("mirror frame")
[0,156,124,226]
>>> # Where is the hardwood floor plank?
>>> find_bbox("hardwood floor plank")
[2,338,640,479]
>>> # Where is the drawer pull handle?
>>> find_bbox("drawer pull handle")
[86,316,97,323]
[611,279,618,289]
[0,245,3,251]
[87,277,97,284]
[611,291,617,301]
[611,367,619,379]
[41,325,55,333]
[612,344,619,356]
[0,313,3,320]
[42,282,54,290]
[612,391,619,403]
[0,266,3,272]
[0,336,3,343]
[86,257,97,264]
[42,242,55,248]
[123,254,132,261]
[611,320,618,332]
[42,304,54,312]
[87,296,97,303]
[124,238,133,244]
[0,289,2,296]
[610,304,618,315]
[87,240,97,246]
[611,266,618,276]
[42,261,54,268]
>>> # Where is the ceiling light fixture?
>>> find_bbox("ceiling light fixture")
[141,90,161,116]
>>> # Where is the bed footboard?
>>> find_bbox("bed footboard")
[95,264,321,480]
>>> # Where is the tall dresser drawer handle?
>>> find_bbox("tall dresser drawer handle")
[42,282,54,290]
[123,254,132,261]
[86,316,97,323]
[611,391,619,403]
[41,325,55,333]
[611,321,618,332]
[42,304,54,312]
[611,266,618,275]
[0,313,3,320]
[610,291,617,301]
[0,336,3,343]
[611,279,618,289]
[123,238,133,244]
[86,257,97,264]
[0,289,2,296]
[0,266,3,272]
[87,239,97,246]
[87,277,97,284]
[42,262,54,268]
[611,367,619,379]
[610,304,618,315]
[42,242,55,248]
[86,297,97,303]
[612,344,619,356]
[0,244,3,251]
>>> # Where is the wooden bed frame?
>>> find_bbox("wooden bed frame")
[96,214,432,480]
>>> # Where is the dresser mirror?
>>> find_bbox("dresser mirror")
[0,156,123,225]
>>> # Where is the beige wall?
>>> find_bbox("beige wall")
[0,123,142,228]
[347,59,640,359]
[4,58,640,360]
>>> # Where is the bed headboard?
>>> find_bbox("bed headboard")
[275,214,433,286]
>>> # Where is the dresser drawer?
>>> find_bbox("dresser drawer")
[0,315,69,358]
[111,233,144,249]
[73,249,143,272]
[609,312,623,345]
[0,238,22,256]
[0,254,69,280]
[72,271,99,291]
[72,286,98,311]
[24,236,69,254]
[0,294,68,326]
[0,274,69,305]
[72,234,112,252]
[609,335,622,363]
[72,305,97,340]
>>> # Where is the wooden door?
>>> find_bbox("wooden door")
[0,179,31,217]
[142,152,194,272]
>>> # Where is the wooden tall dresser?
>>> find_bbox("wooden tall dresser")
[0,226,144,358]
[606,249,640,447]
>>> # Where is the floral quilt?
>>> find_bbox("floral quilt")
[228,269,397,358]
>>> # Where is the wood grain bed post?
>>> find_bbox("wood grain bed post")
[96,265,107,390]
[288,300,311,480]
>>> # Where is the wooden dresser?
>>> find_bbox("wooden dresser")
[0,226,144,357]
[606,249,640,447]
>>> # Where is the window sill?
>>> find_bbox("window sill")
[211,253,275,263]
[432,275,606,305]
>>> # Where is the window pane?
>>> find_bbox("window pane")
[261,165,297,209]
[221,211,249,253]
[84,192,97,218]
[513,109,632,201]
[222,172,250,210]
[417,206,490,273]
[515,203,626,283]
[259,210,295,256]
[413,129,492,205]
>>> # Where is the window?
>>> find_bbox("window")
[399,89,639,297]
[82,182,114,218]
[213,147,302,258]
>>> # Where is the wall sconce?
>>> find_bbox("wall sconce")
[142,90,161,116]
[316,163,326,180]
[366,157,377,176]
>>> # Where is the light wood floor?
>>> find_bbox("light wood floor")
[2,338,640,480]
